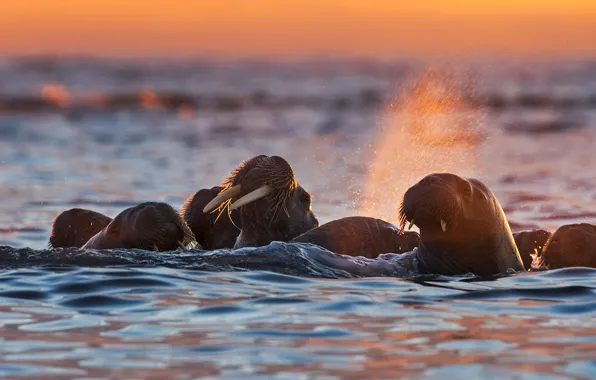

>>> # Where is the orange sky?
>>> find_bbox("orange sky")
[1,1,595,58]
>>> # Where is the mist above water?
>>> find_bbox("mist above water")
[359,68,486,224]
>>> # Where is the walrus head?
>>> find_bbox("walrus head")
[513,229,552,270]
[534,223,596,269]
[180,186,241,250]
[203,155,319,248]
[292,216,419,259]
[399,173,524,276]
[49,208,112,248]
[83,202,198,251]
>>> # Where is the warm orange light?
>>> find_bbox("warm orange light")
[139,88,161,110]
[0,1,594,58]
[40,83,71,108]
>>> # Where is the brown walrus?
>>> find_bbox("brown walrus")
[399,173,525,277]
[534,223,596,269]
[203,155,319,248]
[49,208,112,248]
[180,186,240,250]
[512,229,552,270]
[291,216,419,258]
[83,202,198,251]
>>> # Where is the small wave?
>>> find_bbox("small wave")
[0,242,421,279]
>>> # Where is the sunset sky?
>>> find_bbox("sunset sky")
[1,1,595,59]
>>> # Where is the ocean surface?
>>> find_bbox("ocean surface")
[1,57,596,378]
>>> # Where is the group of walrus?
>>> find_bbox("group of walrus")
[48,155,595,277]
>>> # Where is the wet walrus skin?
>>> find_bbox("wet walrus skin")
[83,202,198,251]
[49,208,112,248]
[181,186,240,250]
[399,173,525,277]
[534,223,596,269]
[291,216,420,258]
[512,229,552,270]
[203,155,319,248]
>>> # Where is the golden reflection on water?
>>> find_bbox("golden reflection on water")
[358,68,484,224]
[1,297,593,378]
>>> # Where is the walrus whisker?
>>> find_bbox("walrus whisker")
[398,195,458,234]
[203,185,242,213]
[136,211,199,251]
[265,187,292,224]
[213,205,227,224]
[398,199,417,233]
[178,218,200,249]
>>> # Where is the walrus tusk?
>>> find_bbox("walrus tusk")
[440,219,447,232]
[153,244,160,252]
[177,240,186,250]
[408,220,415,230]
[230,185,273,211]
[203,185,242,213]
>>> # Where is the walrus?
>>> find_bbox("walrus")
[512,229,552,270]
[49,208,112,248]
[534,223,596,269]
[399,173,525,276]
[83,202,198,251]
[203,155,319,248]
[291,216,419,258]
[180,186,240,249]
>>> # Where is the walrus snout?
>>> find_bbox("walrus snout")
[400,176,462,234]
[513,229,552,270]
[130,202,196,251]
[181,186,241,250]
[393,229,420,252]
